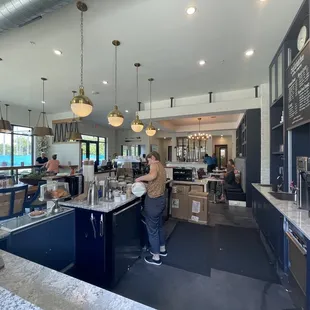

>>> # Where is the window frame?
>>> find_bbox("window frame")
[80,135,107,163]
[0,125,34,167]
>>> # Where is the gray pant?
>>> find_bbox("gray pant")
[144,194,166,254]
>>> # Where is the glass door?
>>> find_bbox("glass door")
[81,141,99,164]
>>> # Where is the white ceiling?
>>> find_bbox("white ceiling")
[0,0,303,127]
[163,114,241,126]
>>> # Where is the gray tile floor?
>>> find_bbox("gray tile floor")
[113,204,297,310]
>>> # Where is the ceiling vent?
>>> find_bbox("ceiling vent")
[0,0,74,34]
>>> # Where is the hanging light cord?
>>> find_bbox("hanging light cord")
[0,103,3,120]
[136,66,139,105]
[149,79,152,121]
[80,11,84,88]
[5,104,9,121]
[28,110,31,127]
[114,43,118,107]
[42,79,45,127]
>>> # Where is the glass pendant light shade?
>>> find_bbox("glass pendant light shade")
[146,122,156,137]
[108,105,124,127]
[70,87,93,117]
[0,104,12,133]
[131,113,144,132]
[71,2,93,118]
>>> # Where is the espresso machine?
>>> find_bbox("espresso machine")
[296,157,310,210]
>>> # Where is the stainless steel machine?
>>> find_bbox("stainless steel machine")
[296,157,310,210]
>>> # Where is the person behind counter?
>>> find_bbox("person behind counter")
[135,151,167,266]
[204,154,214,173]
[36,152,48,167]
[222,159,239,201]
[45,154,61,174]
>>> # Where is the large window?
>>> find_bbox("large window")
[81,135,107,164]
[0,125,33,167]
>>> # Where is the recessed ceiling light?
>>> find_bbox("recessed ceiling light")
[102,80,108,85]
[198,60,206,66]
[245,49,254,57]
[54,49,62,56]
[41,100,45,104]
[186,7,196,15]
[158,128,160,130]
[125,110,129,113]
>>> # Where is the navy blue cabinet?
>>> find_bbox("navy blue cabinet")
[0,237,8,251]
[73,199,142,288]
[7,211,75,271]
[252,187,284,268]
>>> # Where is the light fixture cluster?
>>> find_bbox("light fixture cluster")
[188,118,212,140]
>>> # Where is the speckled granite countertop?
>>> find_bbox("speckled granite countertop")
[0,287,41,310]
[60,195,139,213]
[0,250,153,310]
[252,183,310,240]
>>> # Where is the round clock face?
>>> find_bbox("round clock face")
[297,25,308,51]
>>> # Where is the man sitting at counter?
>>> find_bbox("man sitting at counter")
[136,151,167,266]
[36,152,48,167]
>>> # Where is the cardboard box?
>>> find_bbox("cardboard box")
[188,191,209,225]
[190,185,204,192]
[171,185,190,220]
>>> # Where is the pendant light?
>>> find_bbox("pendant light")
[68,91,82,142]
[145,78,156,137]
[0,102,12,133]
[107,40,124,127]
[33,78,53,136]
[70,1,93,118]
[131,63,144,132]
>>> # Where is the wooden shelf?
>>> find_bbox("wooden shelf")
[271,123,283,130]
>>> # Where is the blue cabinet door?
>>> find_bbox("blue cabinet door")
[7,212,75,271]
[75,208,105,286]
[112,201,142,285]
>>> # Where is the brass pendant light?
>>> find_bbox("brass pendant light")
[68,91,82,142]
[131,63,144,133]
[33,78,53,137]
[145,78,156,137]
[0,102,12,133]
[70,1,93,118]
[107,40,124,127]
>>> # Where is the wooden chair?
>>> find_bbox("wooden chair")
[0,185,28,220]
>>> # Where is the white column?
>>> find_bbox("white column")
[260,83,270,184]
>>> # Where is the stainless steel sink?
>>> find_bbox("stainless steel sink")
[269,191,295,201]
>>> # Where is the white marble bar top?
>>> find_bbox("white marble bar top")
[0,287,41,310]
[0,250,153,310]
[252,183,310,240]
[60,195,140,213]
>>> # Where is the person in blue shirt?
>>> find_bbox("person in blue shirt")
[204,154,214,172]
[211,153,217,167]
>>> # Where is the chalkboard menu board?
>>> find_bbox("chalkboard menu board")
[287,41,310,130]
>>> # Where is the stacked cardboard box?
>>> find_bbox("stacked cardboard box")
[171,185,190,220]
[188,191,209,225]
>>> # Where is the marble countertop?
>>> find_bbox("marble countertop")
[252,183,310,240]
[60,195,139,213]
[0,287,41,310]
[0,250,153,310]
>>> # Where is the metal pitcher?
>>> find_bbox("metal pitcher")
[87,181,99,206]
